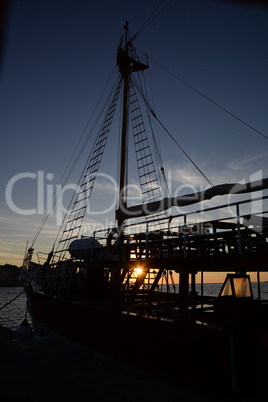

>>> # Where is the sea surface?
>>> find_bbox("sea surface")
[0,286,28,330]
[1,283,268,331]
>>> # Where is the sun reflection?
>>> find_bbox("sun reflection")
[134,267,142,275]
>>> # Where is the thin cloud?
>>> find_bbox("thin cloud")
[227,152,268,171]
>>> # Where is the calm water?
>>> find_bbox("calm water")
[0,286,28,330]
[1,283,268,331]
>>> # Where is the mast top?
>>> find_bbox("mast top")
[117,23,149,74]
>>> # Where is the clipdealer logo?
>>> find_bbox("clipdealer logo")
[5,171,116,222]
[4,170,202,217]
[5,171,70,216]
[5,169,265,232]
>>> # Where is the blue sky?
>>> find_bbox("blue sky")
[0,0,268,282]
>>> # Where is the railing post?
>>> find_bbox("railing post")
[236,204,242,254]
[201,270,204,313]
[183,215,187,258]
[90,232,95,261]
[257,271,261,300]
[146,222,149,258]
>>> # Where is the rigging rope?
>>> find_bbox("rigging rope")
[146,70,172,198]
[31,67,118,247]
[132,75,214,188]
[154,114,214,188]
[130,0,174,42]
[149,56,268,141]
[53,75,123,258]
[0,289,25,311]
[137,70,171,199]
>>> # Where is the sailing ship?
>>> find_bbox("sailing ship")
[20,23,268,399]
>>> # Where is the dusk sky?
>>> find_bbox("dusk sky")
[1,0,268,282]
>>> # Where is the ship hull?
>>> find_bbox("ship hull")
[25,286,264,398]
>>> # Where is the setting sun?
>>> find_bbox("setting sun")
[134,267,142,275]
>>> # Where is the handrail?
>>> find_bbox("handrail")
[84,194,268,260]
[93,194,268,236]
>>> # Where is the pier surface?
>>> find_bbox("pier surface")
[0,323,217,402]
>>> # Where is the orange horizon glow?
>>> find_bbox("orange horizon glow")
[2,259,268,284]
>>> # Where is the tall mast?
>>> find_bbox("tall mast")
[116,22,149,228]
[118,22,130,228]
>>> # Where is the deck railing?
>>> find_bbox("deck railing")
[91,194,268,260]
